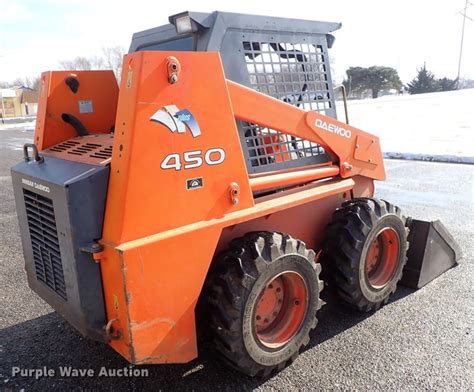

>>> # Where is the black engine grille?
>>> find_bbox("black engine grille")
[23,189,67,300]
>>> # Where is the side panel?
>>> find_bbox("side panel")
[217,194,346,254]
[100,51,254,361]
[102,51,254,244]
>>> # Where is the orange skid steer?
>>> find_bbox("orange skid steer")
[11,11,459,376]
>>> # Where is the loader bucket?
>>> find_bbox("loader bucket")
[401,219,461,289]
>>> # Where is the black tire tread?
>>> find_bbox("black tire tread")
[322,198,408,312]
[204,231,321,377]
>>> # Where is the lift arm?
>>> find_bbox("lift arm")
[226,81,385,181]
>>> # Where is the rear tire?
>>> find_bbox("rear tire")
[203,232,323,377]
[321,198,408,311]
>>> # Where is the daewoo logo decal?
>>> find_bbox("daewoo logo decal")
[315,118,352,139]
[150,105,201,138]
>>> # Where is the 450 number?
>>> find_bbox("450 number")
[160,148,226,171]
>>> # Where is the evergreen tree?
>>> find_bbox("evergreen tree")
[407,64,440,94]
[437,77,457,92]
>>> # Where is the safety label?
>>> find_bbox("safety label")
[79,100,93,114]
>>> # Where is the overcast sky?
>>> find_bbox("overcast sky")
[1,0,473,84]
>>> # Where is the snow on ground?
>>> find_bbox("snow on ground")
[336,88,474,163]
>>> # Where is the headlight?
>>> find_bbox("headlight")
[175,15,197,34]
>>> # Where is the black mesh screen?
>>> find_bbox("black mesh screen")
[241,41,331,173]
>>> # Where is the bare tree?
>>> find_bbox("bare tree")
[59,56,93,71]
[58,46,125,81]
[102,46,125,80]
[28,76,41,90]
[3,46,125,89]
[9,76,40,90]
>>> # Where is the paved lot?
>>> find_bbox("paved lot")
[1,128,473,391]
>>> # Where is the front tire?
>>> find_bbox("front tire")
[204,232,323,377]
[321,198,408,311]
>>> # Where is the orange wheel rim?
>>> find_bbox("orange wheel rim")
[365,227,400,289]
[254,271,308,348]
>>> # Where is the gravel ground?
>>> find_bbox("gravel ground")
[0,128,473,391]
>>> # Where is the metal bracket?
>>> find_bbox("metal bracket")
[104,319,122,341]
[23,143,44,163]
[166,56,181,84]
[80,242,104,263]
[229,182,240,205]
[353,135,377,164]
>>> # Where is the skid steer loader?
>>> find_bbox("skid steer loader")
[10,11,460,377]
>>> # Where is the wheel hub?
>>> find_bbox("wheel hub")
[365,227,400,288]
[255,277,285,329]
[254,271,308,348]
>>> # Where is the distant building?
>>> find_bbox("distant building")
[0,87,39,118]
[0,89,17,118]
[21,89,39,116]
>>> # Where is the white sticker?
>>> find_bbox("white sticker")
[22,178,50,193]
[78,100,93,114]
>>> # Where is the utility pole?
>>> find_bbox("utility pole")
[457,0,473,88]
[0,91,5,125]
